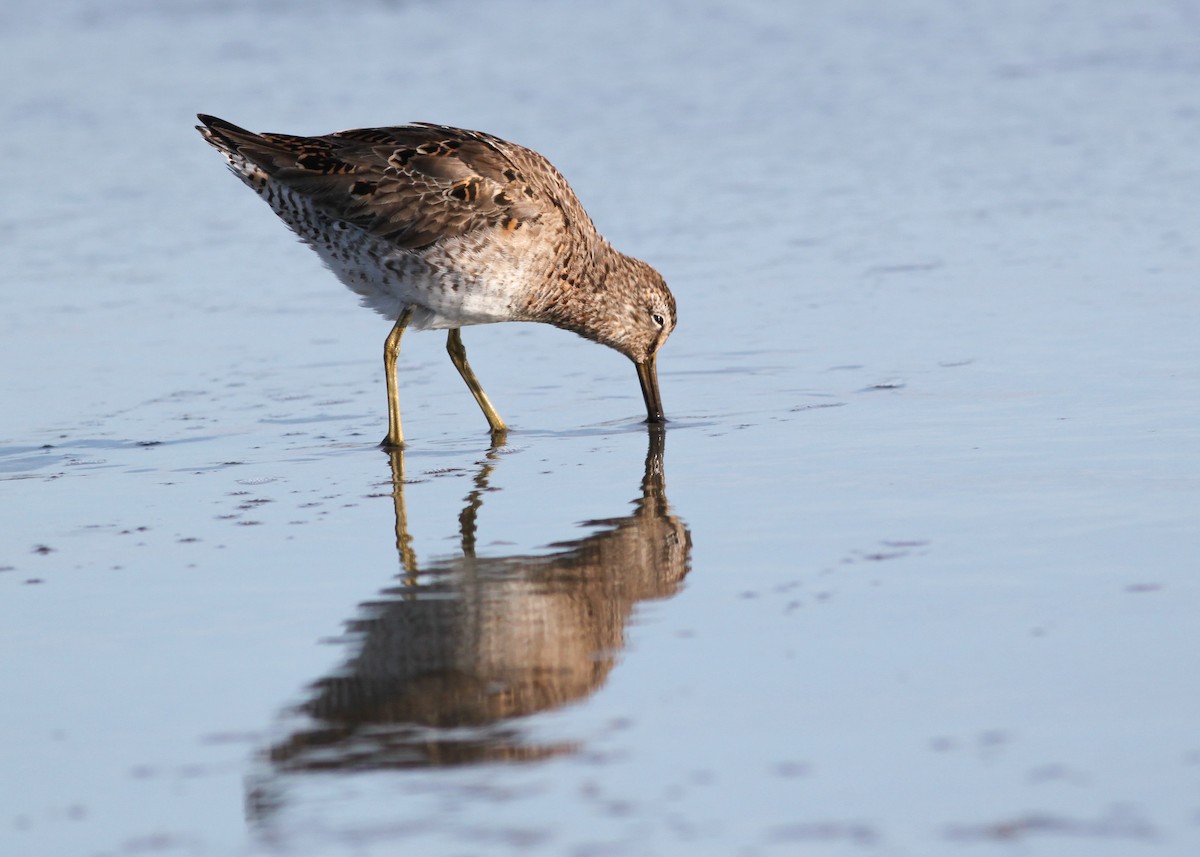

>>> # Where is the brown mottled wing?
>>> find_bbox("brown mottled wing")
[199,116,544,249]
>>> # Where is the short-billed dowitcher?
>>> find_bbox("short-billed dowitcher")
[196,115,676,447]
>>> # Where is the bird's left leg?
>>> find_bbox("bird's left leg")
[381,307,415,448]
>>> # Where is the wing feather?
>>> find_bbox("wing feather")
[197,115,545,249]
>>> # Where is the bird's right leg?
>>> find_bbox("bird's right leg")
[446,328,507,439]
[381,307,415,449]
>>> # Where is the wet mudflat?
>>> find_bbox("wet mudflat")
[3,1,1200,855]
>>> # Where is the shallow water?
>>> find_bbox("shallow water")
[3,1,1200,855]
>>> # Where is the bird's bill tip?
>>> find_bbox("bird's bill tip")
[636,356,666,424]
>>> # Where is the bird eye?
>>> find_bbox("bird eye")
[651,312,665,327]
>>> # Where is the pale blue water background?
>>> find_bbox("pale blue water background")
[2,1,1199,854]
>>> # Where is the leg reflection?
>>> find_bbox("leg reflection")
[386,449,417,581]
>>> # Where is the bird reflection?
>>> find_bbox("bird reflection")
[264,429,690,773]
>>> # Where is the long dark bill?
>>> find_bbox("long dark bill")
[636,355,666,423]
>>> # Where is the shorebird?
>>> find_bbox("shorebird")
[196,114,676,447]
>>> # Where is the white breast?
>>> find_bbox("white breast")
[264,184,540,330]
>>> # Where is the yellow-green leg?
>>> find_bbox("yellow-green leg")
[381,307,414,449]
[446,328,507,439]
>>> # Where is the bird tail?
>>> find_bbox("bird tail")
[196,114,274,184]
[197,113,319,184]
[196,114,265,157]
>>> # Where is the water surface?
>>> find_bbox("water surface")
[2,1,1199,855]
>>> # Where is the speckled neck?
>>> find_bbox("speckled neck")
[522,237,646,354]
